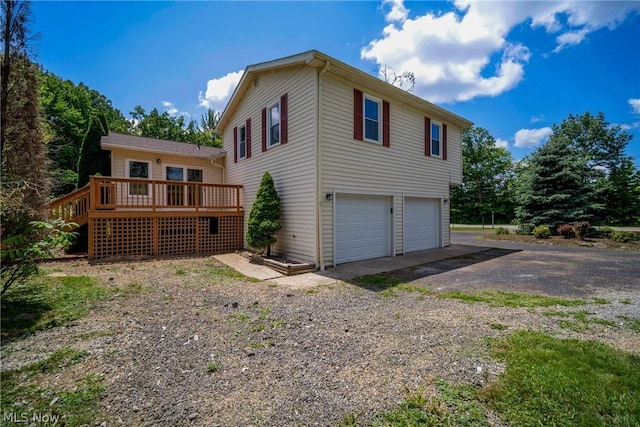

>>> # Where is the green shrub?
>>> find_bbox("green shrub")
[495,227,510,235]
[516,224,534,235]
[556,224,575,239]
[533,225,551,239]
[598,226,615,239]
[611,231,640,243]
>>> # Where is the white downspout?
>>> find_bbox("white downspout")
[317,60,330,271]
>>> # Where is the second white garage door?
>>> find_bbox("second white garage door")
[404,197,440,252]
[335,194,391,264]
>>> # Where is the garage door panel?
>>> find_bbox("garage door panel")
[335,194,391,264]
[404,198,439,252]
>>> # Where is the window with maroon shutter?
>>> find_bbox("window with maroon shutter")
[442,123,447,160]
[233,126,238,163]
[428,119,443,158]
[280,93,288,144]
[353,89,363,141]
[382,100,390,147]
[424,117,431,157]
[261,107,267,152]
[246,118,252,158]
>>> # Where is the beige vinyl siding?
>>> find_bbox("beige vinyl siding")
[319,73,462,264]
[109,148,223,183]
[224,66,318,264]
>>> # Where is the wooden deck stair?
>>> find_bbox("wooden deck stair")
[47,185,91,227]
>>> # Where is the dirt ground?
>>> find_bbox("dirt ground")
[1,237,639,426]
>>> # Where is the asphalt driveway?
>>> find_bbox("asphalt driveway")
[409,231,640,298]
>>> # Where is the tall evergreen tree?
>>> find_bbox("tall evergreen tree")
[515,135,601,228]
[246,172,281,256]
[76,113,110,188]
[1,0,49,217]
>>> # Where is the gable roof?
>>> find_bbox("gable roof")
[101,132,225,160]
[216,50,473,132]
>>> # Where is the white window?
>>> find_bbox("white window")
[165,165,204,206]
[127,160,150,195]
[238,124,247,159]
[431,121,442,157]
[364,95,381,143]
[268,101,280,147]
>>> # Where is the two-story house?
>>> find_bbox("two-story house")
[216,50,472,269]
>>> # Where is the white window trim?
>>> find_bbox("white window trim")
[125,159,151,196]
[238,123,247,160]
[267,100,281,148]
[363,94,382,144]
[431,120,442,158]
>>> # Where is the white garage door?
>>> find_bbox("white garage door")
[335,194,391,264]
[404,197,440,252]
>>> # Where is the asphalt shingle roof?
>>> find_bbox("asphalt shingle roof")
[100,132,225,159]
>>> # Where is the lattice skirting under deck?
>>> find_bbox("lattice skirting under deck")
[89,212,243,260]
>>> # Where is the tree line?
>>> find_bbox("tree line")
[451,113,640,227]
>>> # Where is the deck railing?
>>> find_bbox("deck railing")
[89,176,243,212]
[47,185,91,226]
[47,176,243,228]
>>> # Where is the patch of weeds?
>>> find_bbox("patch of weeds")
[592,297,610,304]
[439,290,586,308]
[205,263,260,283]
[618,315,640,333]
[119,280,147,296]
[369,382,489,427]
[1,349,104,426]
[207,361,221,373]
[80,329,117,340]
[258,306,271,320]
[250,339,274,349]
[306,288,318,294]
[162,293,174,301]
[251,323,266,332]
[352,273,403,292]
[229,312,250,323]
[544,310,618,332]
[620,299,632,305]
[175,267,187,276]
[490,323,509,331]
[1,275,111,343]
[484,330,640,426]
[271,319,286,328]
[337,412,358,426]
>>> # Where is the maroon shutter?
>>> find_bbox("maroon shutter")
[246,118,252,159]
[261,107,267,152]
[424,117,431,157]
[382,100,390,147]
[280,93,288,144]
[442,123,447,160]
[353,89,363,141]
[233,126,238,163]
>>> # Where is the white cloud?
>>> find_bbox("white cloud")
[162,101,178,116]
[530,114,545,123]
[629,98,640,114]
[161,100,190,117]
[514,127,553,148]
[361,0,640,103]
[383,0,408,23]
[198,70,244,110]
[495,138,509,149]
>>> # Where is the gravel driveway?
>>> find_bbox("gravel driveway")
[2,235,639,426]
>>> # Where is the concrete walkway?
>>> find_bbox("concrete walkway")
[214,244,488,289]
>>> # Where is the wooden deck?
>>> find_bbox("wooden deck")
[47,177,244,260]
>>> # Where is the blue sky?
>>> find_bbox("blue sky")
[32,1,640,165]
